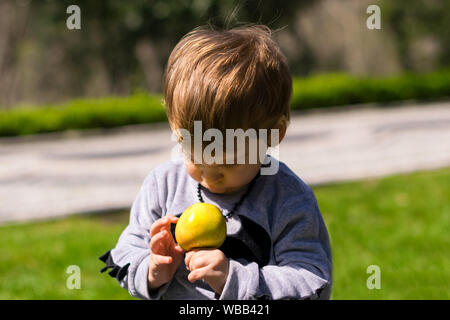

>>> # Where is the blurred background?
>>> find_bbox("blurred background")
[1,0,449,107]
[0,0,449,299]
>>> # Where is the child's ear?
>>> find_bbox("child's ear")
[267,116,288,147]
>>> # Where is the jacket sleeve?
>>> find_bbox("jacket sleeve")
[100,171,171,300]
[219,190,332,300]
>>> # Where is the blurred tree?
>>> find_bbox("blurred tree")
[0,1,30,107]
[2,0,449,107]
[382,0,450,71]
[24,0,311,100]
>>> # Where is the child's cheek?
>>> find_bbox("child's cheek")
[185,162,202,182]
[226,171,247,188]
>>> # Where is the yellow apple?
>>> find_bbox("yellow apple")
[175,203,226,251]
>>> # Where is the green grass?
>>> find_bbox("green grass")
[316,168,450,299]
[0,211,135,300]
[1,70,450,137]
[0,168,449,299]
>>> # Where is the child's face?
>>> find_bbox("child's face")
[178,116,287,194]
[184,156,261,194]
[184,139,261,194]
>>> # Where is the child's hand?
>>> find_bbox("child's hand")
[184,248,229,295]
[148,215,184,289]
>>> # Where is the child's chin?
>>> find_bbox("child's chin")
[205,185,226,194]
[205,185,242,195]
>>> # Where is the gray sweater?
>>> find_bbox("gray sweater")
[103,156,332,300]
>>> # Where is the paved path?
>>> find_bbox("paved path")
[1,101,450,224]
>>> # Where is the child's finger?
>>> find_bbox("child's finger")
[174,244,184,254]
[185,249,208,272]
[184,251,193,270]
[166,215,179,223]
[187,265,210,283]
[150,230,169,253]
[150,217,170,237]
[151,215,179,237]
[184,250,198,270]
[163,215,179,234]
[150,253,173,266]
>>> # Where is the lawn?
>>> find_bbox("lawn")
[0,168,449,299]
[316,168,450,299]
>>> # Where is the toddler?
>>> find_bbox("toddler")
[100,25,332,300]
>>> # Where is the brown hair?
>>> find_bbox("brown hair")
[163,24,292,141]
